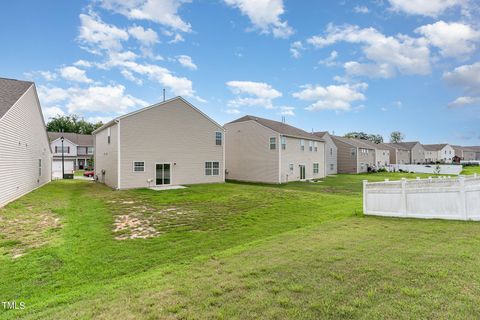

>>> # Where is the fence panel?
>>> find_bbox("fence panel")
[363,174,480,221]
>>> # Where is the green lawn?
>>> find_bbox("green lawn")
[1,172,479,319]
[461,165,480,175]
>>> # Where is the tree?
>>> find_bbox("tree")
[390,131,405,143]
[344,132,384,144]
[46,115,103,135]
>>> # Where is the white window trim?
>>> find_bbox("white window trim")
[269,137,276,150]
[215,131,223,146]
[205,161,220,176]
[133,161,145,172]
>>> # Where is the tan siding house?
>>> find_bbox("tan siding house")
[225,116,326,183]
[423,144,455,163]
[384,143,411,164]
[93,97,224,189]
[0,78,52,207]
[452,146,477,161]
[331,136,375,173]
[313,131,337,175]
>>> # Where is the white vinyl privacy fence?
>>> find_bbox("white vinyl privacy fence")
[363,174,480,221]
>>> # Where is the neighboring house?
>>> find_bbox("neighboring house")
[225,115,326,183]
[360,140,391,167]
[463,146,480,161]
[48,132,94,178]
[423,144,455,163]
[0,78,52,207]
[383,143,411,164]
[331,136,375,173]
[452,145,477,161]
[313,131,337,175]
[399,142,425,164]
[92,96,224,189]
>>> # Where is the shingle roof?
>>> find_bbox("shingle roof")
[313,131,328,138]
[452,145,478,152]
[0,78,33,119]
[229,115,323,141]
[384,143,411,151]
[423,143,448,151]
[463,146,480,152]
[47,132,93,146]
[331,136,376,149]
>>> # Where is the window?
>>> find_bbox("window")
[351,148,356,157]
[205,161,220,176]
[314,141,318,152]
[38,159,42,177]
[87,147,94,154]
[300,139,305,151]
[215,132,222,146]
[281,136,286,150]
[55,146,70,153]
[289,163,294,172]
[133,161,145,172]
[330,148,333,156]
[107,127,111,144]
[330,163,334,171]
[309,141,313,151]
[313,163,319,174]
[270,137,276,150]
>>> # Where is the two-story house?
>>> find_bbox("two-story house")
[92,96,224,189]
[423,144,455,163]
[383,143,411,164]
[48,132,94,177]
[313,131,337,175]
[452,146,477,161]
[225,115,326,183]
[331,136,376,173]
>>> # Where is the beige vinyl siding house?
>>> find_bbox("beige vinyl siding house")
[331,136,375,173]
[93,97,224,189]
[313,131,337,175]
[423,144,455,163]
[48,132,94,174]
[225,116,325,183]
[0,78,52,207]
[452,146,477,161]
[384,143,411,164]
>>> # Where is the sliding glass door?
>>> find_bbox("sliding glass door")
[155,163,171,185]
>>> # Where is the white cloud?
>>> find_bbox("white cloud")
[73,60,92,68]
[388,0,466,17]
[279,106,295,116]
[128,25,159,46]
[319,50,339,67]
[448,96,480,108]
[308,24,431,78]
[415,21,480,58]
[444,62,480,107]
[226,80,282,109]
[39,71,57,81]
[344,61,395,78]
[176,55,197,70]
[226,108,241,114]
[354,5,370,13]
[99,0,192,32]
[290,41,305,58]
[224,0,293,38]
[293,82,368,112]
[59,66,93,83]
[121,69,143,85]
[78,12,129,53]
[42,106,65,120]
[38,84,148,115]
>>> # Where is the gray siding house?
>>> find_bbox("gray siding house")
[93,97,225,189]
[330,136,375,174]
[48,132,94,177]
[225,116,326,183]
[0,78,52,207]
[452,146,477,161]
[384,143,411,164]
[313,131,337,175]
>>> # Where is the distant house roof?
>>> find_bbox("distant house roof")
[313,131,328,138]
[331,136,376,149]
[0,78,33,119]
[462,146,480,152]
[48,132,94,146]
[423,143,449,151]
[384,143,411,151]
[229,115,323,141]
[452,145,478,152]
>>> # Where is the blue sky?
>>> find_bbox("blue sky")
[0,0,479,144]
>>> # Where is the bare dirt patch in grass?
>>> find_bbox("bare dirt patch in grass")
[0,207,62,258]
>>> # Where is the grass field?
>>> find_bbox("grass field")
[1,170,480,319]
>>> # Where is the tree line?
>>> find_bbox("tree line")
[46,115,103,135]
[344,131,405,144]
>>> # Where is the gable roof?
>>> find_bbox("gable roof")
[0,78,33,119]
[460,146,480,152]
[229,115,323,141]
[423,143,449,151]
[384,142,411,151]
[331,136,376,149]
[48,132,94,146]
[93,96,223,135]
[395,141,420,150]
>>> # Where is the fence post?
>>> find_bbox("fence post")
[459,176,467,220]
[401,178,407,217]
[363,180,368,214]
